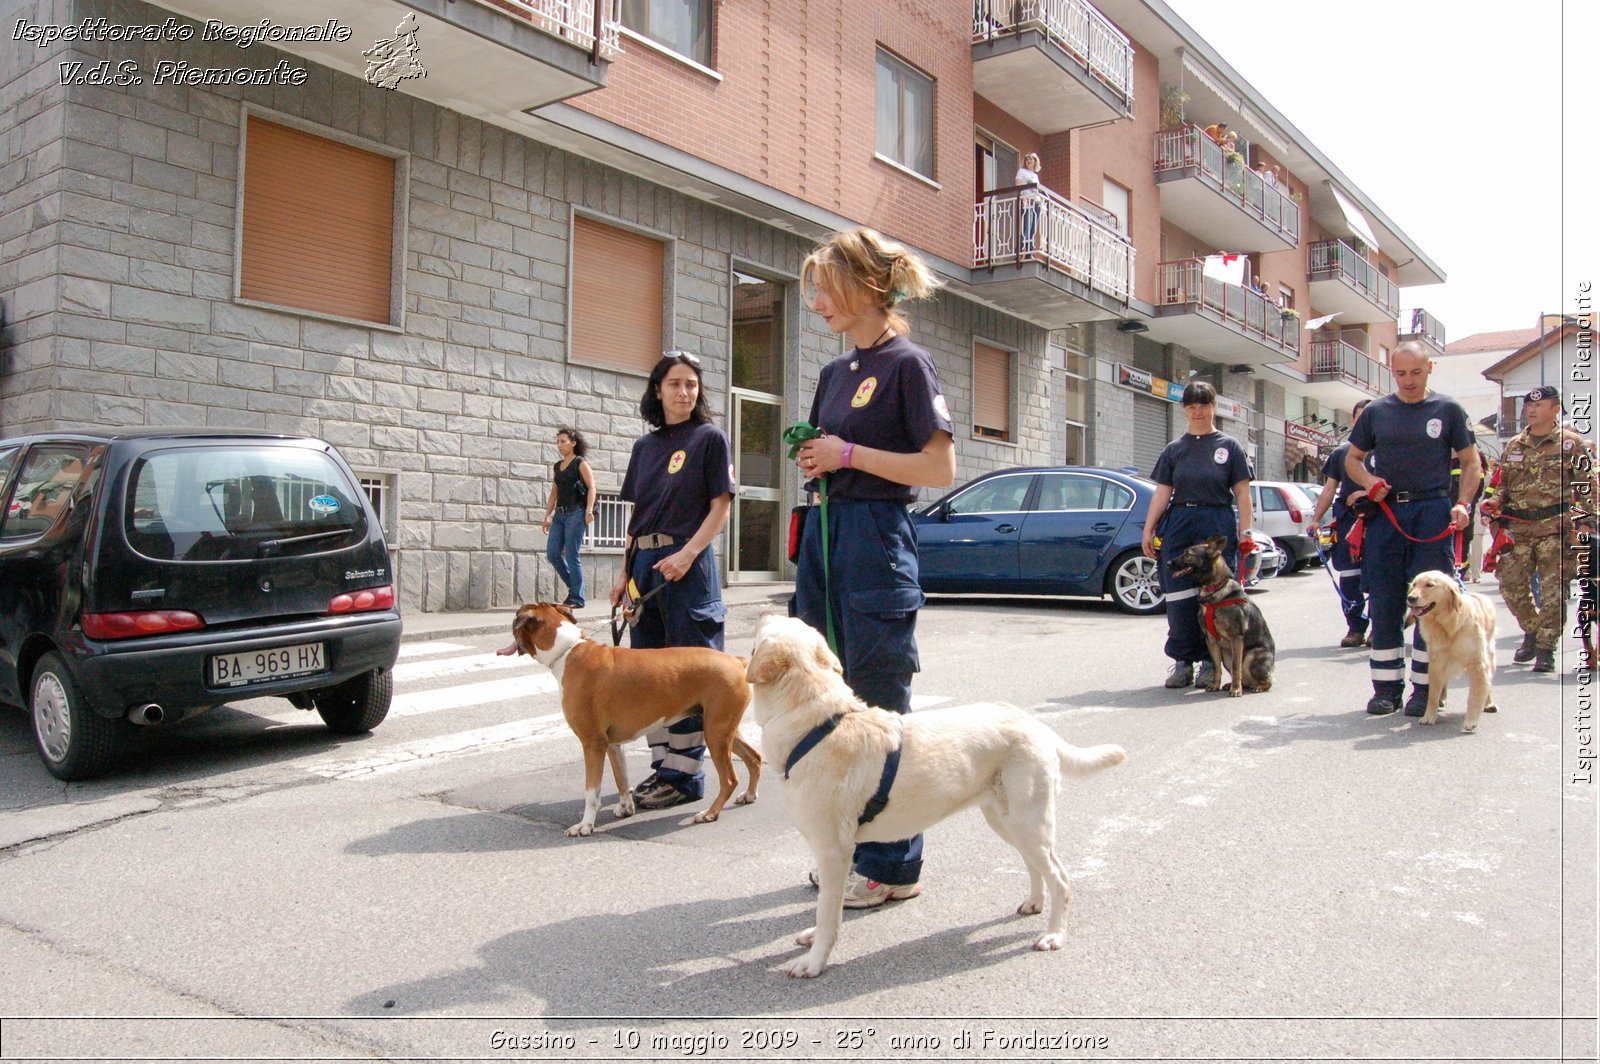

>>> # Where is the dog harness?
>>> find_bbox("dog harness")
[784,712,902,825]
[1199,580,1250,640]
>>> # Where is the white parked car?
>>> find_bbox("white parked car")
[1250,481,1318,572]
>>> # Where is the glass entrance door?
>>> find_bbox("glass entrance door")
[730,273,786,581]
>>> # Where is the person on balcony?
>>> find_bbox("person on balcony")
[1016,152,1042,256]
[1203,121,1227,144]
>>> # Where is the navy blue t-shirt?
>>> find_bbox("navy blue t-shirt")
[1320,442,1373,519]
[1348,392,1471,495]
[807,334,953,503]
[620,420,736,540]
[1151,431,1251,505]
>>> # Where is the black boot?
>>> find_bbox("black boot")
[1532,649,1555,673]
[1513,634,1537,664]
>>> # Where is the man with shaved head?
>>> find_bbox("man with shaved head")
[1344,342,1481,717]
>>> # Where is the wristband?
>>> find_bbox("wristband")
[840,443,855,470]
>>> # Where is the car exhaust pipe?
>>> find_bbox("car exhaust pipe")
[128,703,164,725]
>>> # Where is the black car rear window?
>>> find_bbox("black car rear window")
[125,445,368,561]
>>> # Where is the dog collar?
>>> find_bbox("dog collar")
[1201,580,1231,595]
[783,712,902,826]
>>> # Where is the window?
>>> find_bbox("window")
[876,49,934,177]
[973,341,1013,442]
[1035,473,1104,511]
[358,473,397,541]
[1054,332,1090,465]
[570,215,666,375]
[620,0,711,66]
[948,474,1031,515]
[975,131,1018,195]
[1278,284,1295,310]
[1,445,91,539]
[239,115,402,326]
[1101,178,1130,235]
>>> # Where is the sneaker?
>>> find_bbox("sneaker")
[1403,689,1430,717]
[1194,662,1217,689]
[1366,693,1399,715]
[1340,630,1367,648]
[1532,649,1555,673]
[1513,634,1537,664]
[635,780,696,810]
[631,771,660,797]
[807,869,922,908]
[1164,661,1194,689]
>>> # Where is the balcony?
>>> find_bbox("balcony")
[1398,307,1447,353]
[148,0,620,113]
[972,0,1134,133]
[1138,259,1302,367]
[970,184,1136,326]
[1153,126,1300,253]
[1307,240,1401,325]
[1302,339,1392,405]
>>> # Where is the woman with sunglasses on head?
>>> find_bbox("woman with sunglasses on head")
[542,427,595,608]
[791,227,955,909]
[611,351,736,811]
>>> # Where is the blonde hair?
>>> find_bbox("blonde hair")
[801,228,943,336]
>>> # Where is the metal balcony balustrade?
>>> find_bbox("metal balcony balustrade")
[1155,258,1301,353]
[972,0,1134,109]
[1152,126,1301,245]
[1308,239,1400,317]
[1311,338,1391,397]
[470,0,623,58]
[974,183,1136,303]
[1399,307,1447,350]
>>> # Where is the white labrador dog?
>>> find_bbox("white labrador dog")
[746,614,1126,978]
[1407,570,1498,732]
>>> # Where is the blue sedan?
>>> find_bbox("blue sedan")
[911,466,1165,614]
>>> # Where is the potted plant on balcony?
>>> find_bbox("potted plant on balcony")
[1160,84,1189,128]
[1280,307,1300,323]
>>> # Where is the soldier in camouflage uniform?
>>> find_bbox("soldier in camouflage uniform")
[1480,386,1599,673]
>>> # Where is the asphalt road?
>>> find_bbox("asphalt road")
[0,570,1593,1063]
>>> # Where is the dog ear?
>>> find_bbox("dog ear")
[745,640,789,685]
[555,603,576,623]
[814,636,843,675]
[1207,534,1227,551]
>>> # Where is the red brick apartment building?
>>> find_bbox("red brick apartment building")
[0,0,1444,609]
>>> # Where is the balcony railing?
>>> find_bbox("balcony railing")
[975,184,1135,303]
[1153,126,1301,245]
[1399,307,1447,349]
[1309,239,1400,316]
[1156,258,1302,353]
[469,0,623,59]
[972,0,1134,108]
[1311,339,1391,396]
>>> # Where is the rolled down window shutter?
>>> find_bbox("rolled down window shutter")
[571,216,665,375]
[240,117,395,325]
[973,341,1012,440]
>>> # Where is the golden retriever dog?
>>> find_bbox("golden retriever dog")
[1406,571,1498,732]
[745,614,1126,978]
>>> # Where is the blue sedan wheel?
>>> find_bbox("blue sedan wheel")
[1109,551,1164,615]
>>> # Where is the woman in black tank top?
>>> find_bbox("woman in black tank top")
[543,427,595,607]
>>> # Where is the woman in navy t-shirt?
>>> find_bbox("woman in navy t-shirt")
[611,351,736,811]
[792,228,955,909]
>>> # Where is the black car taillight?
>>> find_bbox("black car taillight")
[328,585,395,614]
[82,610,205,640]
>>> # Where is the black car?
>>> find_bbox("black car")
[0,429,403,780]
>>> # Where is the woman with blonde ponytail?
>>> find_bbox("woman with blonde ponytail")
[791,227,955,909]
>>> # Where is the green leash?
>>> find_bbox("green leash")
[784,422,838,655]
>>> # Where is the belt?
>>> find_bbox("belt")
[1388,489,1449,503]
[634,532,678,549]
[1171,501,1228,508]
[555,505,581,514]
[1503,502,1566,522]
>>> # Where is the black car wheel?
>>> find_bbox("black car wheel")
[1108,550,1165,615]
[31,652,126,781]
[314,667,392,734]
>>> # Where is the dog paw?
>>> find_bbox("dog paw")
[1229,687,1242,698]
[782,954,828,979]
[565,823,594,837]
[1016,898,1043,916]
[1032,932,1066,952]
[795,927,816,947]
[1416,717,1436,727]
[734,792,758,806]
[691,809,720,824]
[614,801,635,820]
[1462,723,1478,734]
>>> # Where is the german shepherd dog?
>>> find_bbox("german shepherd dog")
[1169,535,1276,696]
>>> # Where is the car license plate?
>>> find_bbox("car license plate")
[211,642,326,688]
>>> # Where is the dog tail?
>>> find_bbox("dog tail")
[1057,742,1127,778]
